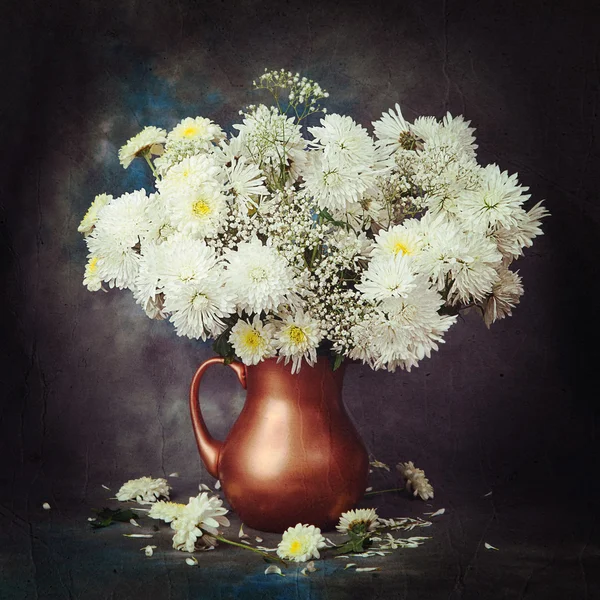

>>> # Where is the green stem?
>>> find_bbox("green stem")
[215,535,287,566]
[143,152,159,180]
[364,488,405,496]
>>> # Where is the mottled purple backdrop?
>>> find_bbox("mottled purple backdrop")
[1,0,598,593]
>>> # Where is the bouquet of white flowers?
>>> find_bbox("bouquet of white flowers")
[79,69,547,373]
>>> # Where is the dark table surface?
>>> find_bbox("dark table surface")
[2,473,597,600]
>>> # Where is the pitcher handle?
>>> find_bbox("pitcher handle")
[189,357,247,478]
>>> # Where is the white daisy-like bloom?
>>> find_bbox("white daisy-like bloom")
[163,274,234,340]
[356,254,416,302]
[132,241,167,318]
[273,310,322,374]
[163,493,229,553]
[225,238,297,314]
[302,152,371,211]
[229,315,276,365]
[157,154,224,200]
[439,112,478,156]
[167,184,228,239]
[410,116,441,146]
[371,222,423,258]
[480,266,524,328]
[116,476,171,504]
[78,193,113,236]
[226,157,269,208]
[309,113,377,169]
[276,523,327,563]
[148,501,186,524]
[372,103,413,152]
[83,256,102,291]
[211,134,246,167]
[459,164,530,231]
[397,461,434,501]
[336,508,379,535]
[141,194,177,245]
[85,190,150,289]
[168,116,225,146]
[158,236,221,288]
[119,126,167,168]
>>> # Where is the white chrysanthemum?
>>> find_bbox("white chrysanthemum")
[211,134,246,167]
[229,315,276,365]
[302,152,370,211]
[158,237,221,288]
[413,212,502,304]
[357,254,416,302]
[225,238,297,313]
[83,256,102,291]
[276,523,327,563]
[480,266,524,328]
[167,184,228,239]
[439,112,478,156]
[119,126,167,168]
[459,164,529,231]
[164,275,234,340]
[167,493,229,553]
[397,461,434,501]
[492,201,549,263]
[410,116,440,145]
[372,223,423,258]
[336,508,379,535]
[148,501,186,523]
[157,154,224,199]
[85,190,150,289]
[132,242,167,318]
[309,113,377,169]
[78,193,113,236]
[116,476,171,503]
[274,311,322,374]
[372,103,413,152]
[141,194,177,245]
[168,116,224,145]
[349,278,456,372]
[227,157,269,207]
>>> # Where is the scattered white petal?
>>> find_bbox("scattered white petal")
[141,545,157,557]
[101,485,111,490]
[240,540,252,545]
[355,567,380,572]
[335,555,350,559]
[483,491,493,497]
[42,503,51,510]
[369,469,373,473]
[186,557,199,566]
[344,563,358,570]
[485,542,499,551]
[365,487,373,492]
[199,483,211,491]
[369,459,390,471]
[129,518,141,527]
[305,561,316,573]
[134,508,151,512]
[215,480,221,489]
[265,565,285,576]
[256,546,278,552]
[424,508,445,517]
[239,524,249,538]
[255,537,263,543]
[169,472,179,478]
[123,534,154,538]
[87,517,95,522]
[200,545,215,552]
[325,538,337,547]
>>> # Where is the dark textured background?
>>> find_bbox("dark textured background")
[1,0,599,598]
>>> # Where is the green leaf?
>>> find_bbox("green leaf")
[89,508,140,529]
[212,328,235,360]
[332,353,344,371]
[332,534,371,555]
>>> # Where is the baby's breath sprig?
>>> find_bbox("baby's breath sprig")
[253,69,329,122]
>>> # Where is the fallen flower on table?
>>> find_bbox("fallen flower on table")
[337,508,379,535]
[277,523,327,562]
[116,476,171,504]
[396,461,434,501]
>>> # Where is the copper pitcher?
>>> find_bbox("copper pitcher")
[189,356,369,533]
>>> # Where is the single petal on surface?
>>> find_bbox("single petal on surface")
[485,542,499,551]
[186,557,199,566]
[356,567,380,572]
[265,565,285,576]
[42,503,51,510]
[424,508,445,517]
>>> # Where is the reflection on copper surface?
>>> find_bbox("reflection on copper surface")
[190,357,368,533]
